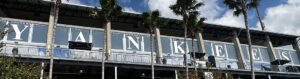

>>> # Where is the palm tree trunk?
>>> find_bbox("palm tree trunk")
[191,32,198,78]
[101,17,108,79]
[255,7,265,31]
[183,14,189,79]
[150,28,155,79]
[49,0,61,79]
[241,0,254,79]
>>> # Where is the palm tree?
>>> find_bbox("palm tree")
[170,0,204,79]
[248,0,264,31]
[90,0,122,79]
[187,11,206,78]
[46,0,68,79]
[142,10,160,79]
[223,0,259,79]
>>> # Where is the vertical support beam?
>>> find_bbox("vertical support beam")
[175,70,178,79]
[265,35,280,71]
[292,38,300,63]
[196,32,207,61]
[40,62,44,79]
[225,73,228,79]
[232,31,247,69]
[268,75,271,79]
[154,27,163,64]
[106,22,112,61]
[114,66,117,79]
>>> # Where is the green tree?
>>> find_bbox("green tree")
[90,0,122,79]
[170,0,204,79]
[223,0,259,79]
[186,11,206,78]
[248,0,264,31]
[46,0,69,79]
[0,56,42,79]
[142,10,160,79]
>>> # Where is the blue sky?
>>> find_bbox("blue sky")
[63,0,300,36]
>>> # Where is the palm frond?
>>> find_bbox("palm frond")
[99,0,123,18]
[234,9,242,16]
[247,0,261,8]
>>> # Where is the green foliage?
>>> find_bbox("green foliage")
[187,11,206,34]
[169,0,204,16]
[0,56,42,79]
[90,0,123,20]
[142,10,161,30]
[223,0,261,16]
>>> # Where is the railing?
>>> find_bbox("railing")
[0,45,185,66]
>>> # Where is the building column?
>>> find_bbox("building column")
[232,31,247,69]
[196,32,207,61]
[106,22,112,61]
[114,66,117,79]
[264,35,280,71]
[40,62,44,79]
[175,70,178,79]
[292,38,300,63]
[154,27,163,64]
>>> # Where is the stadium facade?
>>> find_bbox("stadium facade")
[1,0,300,79]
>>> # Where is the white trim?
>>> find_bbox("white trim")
[89,29,92,43]
[28,24,34,43]
[68,27,72,41]
[2,21,9,41]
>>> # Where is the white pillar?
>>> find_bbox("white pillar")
[265,35,280,71]
[154,27,163,64]
[114,66,117,79]
[196,32,207,61]
[292,38,300,63]
[106,22,112,61]
[175,70,178,79]
[40,62,44,79]
[268,75,271,79]
[232,31,247,69]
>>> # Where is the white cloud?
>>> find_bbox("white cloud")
[148,0,181,19]
[210,10,245,27]
[147,0,245,28]
[197,0,224,21]
[260,0,300,35]
[123,7,140,14]
[288,0,300,4]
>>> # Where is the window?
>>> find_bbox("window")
[32,24,48,43]
[144,35,154,52]
[71,28,90,42]
[188,39,199,53]
[242,45,249,60]
[55,26,69,45]
[204,41,213,57]
[161,37,171,54]
[260,48,270,62]
[92,30,104,47]
[226,44,237,59]
[290,51,300,65]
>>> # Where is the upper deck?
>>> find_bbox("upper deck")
[1,0,300,78]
